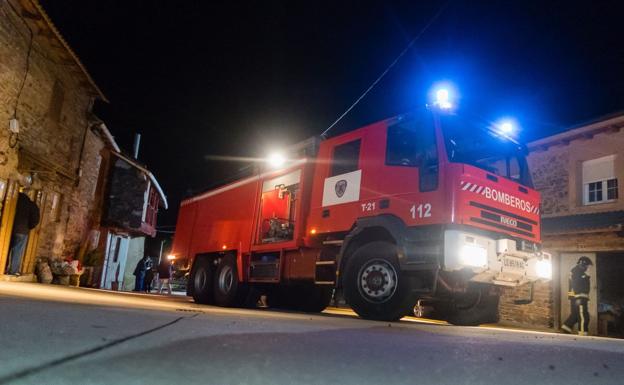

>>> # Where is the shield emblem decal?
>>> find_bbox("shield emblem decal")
[335,180,347,198]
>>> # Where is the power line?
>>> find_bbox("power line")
[320,2,450,138]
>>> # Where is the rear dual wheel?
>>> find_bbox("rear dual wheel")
[191,257,214,304]
[191,255,249,307]
[213,255,249,307]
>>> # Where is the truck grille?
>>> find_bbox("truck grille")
[469,201,537,238]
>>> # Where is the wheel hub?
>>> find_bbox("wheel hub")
[358,259,397,303]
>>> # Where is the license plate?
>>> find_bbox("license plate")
[502,256,526,272]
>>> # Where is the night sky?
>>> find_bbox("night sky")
[40,0,624,229]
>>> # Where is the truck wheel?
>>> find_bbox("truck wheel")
[267,285,332,313]
[191,257,214,304]
[297,285,333,313]
[266,287,297,310]
[213,255,249,307]
[444,285,500,326]
[344,241,414,321]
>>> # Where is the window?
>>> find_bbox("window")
[330,140,361,176]
[582,155,618,205]
[386,121,437,167]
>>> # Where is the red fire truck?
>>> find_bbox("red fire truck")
[171,104,552,324]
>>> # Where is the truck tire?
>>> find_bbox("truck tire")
[442,284,500,326]
[343,241,415,321]
[266,286,300,310]
[191,257,214,304]
[267,285,332,313]
[213,255,249,307]
[297,285,333,313]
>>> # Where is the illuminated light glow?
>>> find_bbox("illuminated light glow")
[536,259,552,279]
[435,88,452,109]
[267,152,286,168]
[310,228,317,235]
[499,121,514,134]
[166,254,176,260]
[459,244,488,267]
[222,245,227,250]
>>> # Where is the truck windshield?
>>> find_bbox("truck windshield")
[440,113,533,187]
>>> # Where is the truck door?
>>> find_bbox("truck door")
[382,117,444,225]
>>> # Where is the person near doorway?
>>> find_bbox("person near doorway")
[144,266,155,293]
[561,256,593,336]
[133,255,153,292]
[6,191,40,276]
[157,258,173,295]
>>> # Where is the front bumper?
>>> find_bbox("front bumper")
[443,229,552,287]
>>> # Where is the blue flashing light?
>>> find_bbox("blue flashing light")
[435,89,452,109]
[499,121,514,134]
[429,82,457,110]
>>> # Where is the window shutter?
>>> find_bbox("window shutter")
[582,155,615,184]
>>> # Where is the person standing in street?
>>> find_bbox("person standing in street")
[6,191,40,276]
[133,255,152,292]
[157,258,173,295]
[561,256,593,336]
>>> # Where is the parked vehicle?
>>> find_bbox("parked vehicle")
[170,102,552,324]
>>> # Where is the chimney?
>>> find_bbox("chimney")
[133,133,141,159]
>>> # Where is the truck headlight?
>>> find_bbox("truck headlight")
[536,259,552,279]
[460,244,488,267]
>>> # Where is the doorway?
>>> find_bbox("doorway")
[0,181,44,277]
[596,252,624,337]
[100,232,130,290]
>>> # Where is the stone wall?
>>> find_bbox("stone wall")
[528,149,570,216]
[498,281,554,329]
[0,2,105,269]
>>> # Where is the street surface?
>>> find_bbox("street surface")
[0,282,622,385]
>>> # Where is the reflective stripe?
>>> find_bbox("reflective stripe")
[574,293,589,299]
[579,304,585,333]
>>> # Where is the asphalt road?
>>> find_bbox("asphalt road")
[0,282,622,385]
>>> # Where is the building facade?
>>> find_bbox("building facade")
[1,1,167,288]
[0,0,108,280]
[95,143,167,291]
[498,113,624,336]
[528,113,624,337]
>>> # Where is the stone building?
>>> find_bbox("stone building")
[0,0,167,286]
[499,112,624,336]
[0,0,108,279]
[92,130,168,291]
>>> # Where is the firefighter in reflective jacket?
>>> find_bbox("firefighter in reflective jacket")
[561,256,592,336]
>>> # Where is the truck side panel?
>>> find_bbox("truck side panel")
[192,180,260,257]
[171,200,199,260]
[172,179,261,263]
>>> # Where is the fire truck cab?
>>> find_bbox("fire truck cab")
[172,107,552,324]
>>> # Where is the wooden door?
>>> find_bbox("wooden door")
[0,180,18,274]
